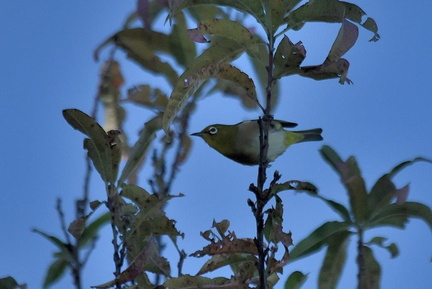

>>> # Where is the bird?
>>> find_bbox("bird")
[191,119,323,165]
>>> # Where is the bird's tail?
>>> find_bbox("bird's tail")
[295,128,323,142]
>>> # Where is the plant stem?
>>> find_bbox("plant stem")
[254,31,276,289]
[356,227,365,289]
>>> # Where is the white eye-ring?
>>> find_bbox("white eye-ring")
[208,127,218,135]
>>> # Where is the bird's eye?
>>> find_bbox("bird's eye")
[208,127,218,135]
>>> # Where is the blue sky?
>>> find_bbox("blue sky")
[1,1,431,288]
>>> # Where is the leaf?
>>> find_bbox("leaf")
[289,221,350,261]
[388,157,432,178]
[284,271,308,289]
[169,0,266,26]
[362,246,381,289]
[196,254,256,276]
[320,146,368,222]
[63,109,116,183]
[366,237,399,258]
[318,231,351,289]
[79,213,110,248]
[127,85,168,110]
[273,35,306,78]
[285,0,379,41]
[162,275,232,289]
[0,277,20,289]
[170,11,196,67]
[264,196,293,248]
[43,258,68,289]
[301,191,352,223]
[299,58,352,84]
[266,0,302,32]
[319,145,344,173]
[95,29,178,86]
[121,184,183,237]
[117,115,162,185]
[271,180,318,195]
[32,229,70,253]
[92,239,168,288]
[325,19,358,65]
[162,38,245,132]
[366,174,397,220]
[368,202,432,230]
[188,19,266,62]
[68,216,88,239]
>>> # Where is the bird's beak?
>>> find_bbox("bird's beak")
[191,132,204,137]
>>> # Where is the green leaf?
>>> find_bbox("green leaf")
[265,0,300,32]
[366,174,397,220]
[196,254,256,276]
[43,258,68,289]
[284,271,307,289]
[170,11,196,67]
[127,85,168,110]
[320,146,367,222]
[273,35,305,78]
[301,191,352,223]
[95,29,178,86]
[319,145,344,173]
[388,157,432,178]
[290,221,350,261]
[32,229,70,253]
[285,0,379,41]
[361,246,381,289]
[366,236,399,258]
[318,231,351,289]
[189,19,267,62]
[63,109,115,183]
[117,115,162,185]
[170,0,266,26]
[79,212,110,248]
[368,202,432,230]
[162,38,245,132]
[163,275,231,289]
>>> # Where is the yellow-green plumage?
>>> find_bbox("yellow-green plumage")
[192,120,323,165]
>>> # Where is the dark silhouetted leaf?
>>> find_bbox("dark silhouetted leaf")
[362,246,381,289]
[366,236,399,258]
[0,277,20,289]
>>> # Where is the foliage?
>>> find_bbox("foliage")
[33,1,431,289]
[286,146,432,289]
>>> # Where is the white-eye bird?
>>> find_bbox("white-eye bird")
[191,120,323,165]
